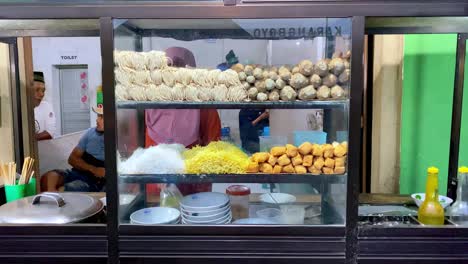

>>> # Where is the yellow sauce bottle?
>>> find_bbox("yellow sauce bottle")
[418,167,445,225]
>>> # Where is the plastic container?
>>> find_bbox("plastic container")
[447,166,468,225]
[259,136,288,152]
[221,127,234,143]
[226,185,250,220]
[256,208,282,224]
[4,184,27,203]
[160,184,183,208]
[280,205,305,224]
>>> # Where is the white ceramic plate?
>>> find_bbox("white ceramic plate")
[183,215,232,225]
[100,194,137,207]
[259,193,296,204]
[130,218,180,225]
[181,204,231,216]
[181,206,231,221]
[182,212,232,224]
[411,193,453,208]
[180,192,230,211]
[130,207,180,225]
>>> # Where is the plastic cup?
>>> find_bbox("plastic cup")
[5,184,27,203]
[256,208,283,224]
[280,205,305,224]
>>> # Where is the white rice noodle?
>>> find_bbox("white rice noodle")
[227,85,247,102]
[198,86,212,101]
[213,84,228,102]
[115,67,135,86]
[176,67,193,85]
[118,145,185,174]
[115,84,130,101]
[145,84,159,101]
[185,85,201,102]
[192,69,210,87]
[207,69,220,86]
[145,50,168,70]
[133,70,152,86]
[127,84,147,101]
[224,69,241,86]
[172,83,186,101]
[114,50,132,68]
[162,67,177,87]
[150,70,163,85]
[154,84,173,101]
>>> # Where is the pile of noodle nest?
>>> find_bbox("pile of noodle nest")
[183,141,249,174]
[114,50,247,102]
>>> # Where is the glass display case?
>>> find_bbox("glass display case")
[1,2,468,264]
[112,18,352,227]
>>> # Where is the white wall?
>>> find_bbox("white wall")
[32,37,102,136]
[0,43,15,171]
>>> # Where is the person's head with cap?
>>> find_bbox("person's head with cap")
[225,50,239,67]
[165,47,196,68]
[92,105,104,132]
[33,71,46,106]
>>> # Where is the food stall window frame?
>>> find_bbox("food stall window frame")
[0,1,466,264]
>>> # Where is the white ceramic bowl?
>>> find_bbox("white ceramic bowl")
[260,193,296,204]
[130,207,180,225]
[182,206,231,221]
[182,212,232,224]
[411,193,453,209]
[100,194,137,207]
[180,192,230,211]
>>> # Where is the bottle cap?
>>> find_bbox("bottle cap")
[221,127,230,137]
[226,185,251,196]
[263,126,270,136]
[459,166,468,173]
[427,166,439,174]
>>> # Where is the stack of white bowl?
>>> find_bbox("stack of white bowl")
[180,192,232,224]
[130,207,180,225]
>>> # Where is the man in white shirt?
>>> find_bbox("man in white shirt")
[33,71,56,140]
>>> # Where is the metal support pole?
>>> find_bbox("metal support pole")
[447,33,467,199]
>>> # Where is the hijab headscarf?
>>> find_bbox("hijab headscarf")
[146,47,201,147]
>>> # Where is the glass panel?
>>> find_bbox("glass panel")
[0,0,219,4]
[114,18,352,226]
[0,42,15,180]
[0,19,106,225]
[361,34,464,227]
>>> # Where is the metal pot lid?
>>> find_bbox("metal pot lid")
[0,192,104,224]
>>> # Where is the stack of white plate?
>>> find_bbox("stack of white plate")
[180,192,232,225]
[130,207,180,225]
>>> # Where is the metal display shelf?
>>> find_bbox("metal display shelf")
[116,100,349,109]
[119,173,346,184]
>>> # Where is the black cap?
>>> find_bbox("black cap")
[34,71,45,83]
[226,50,239,66]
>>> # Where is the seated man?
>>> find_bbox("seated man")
[41,106,105,192]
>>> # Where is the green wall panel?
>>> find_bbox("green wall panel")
[400,34,457,195]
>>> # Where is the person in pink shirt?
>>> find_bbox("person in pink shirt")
[145,47,221,198]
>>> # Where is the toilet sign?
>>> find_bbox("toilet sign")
[60,55,77,60]
[59,49,78,63]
